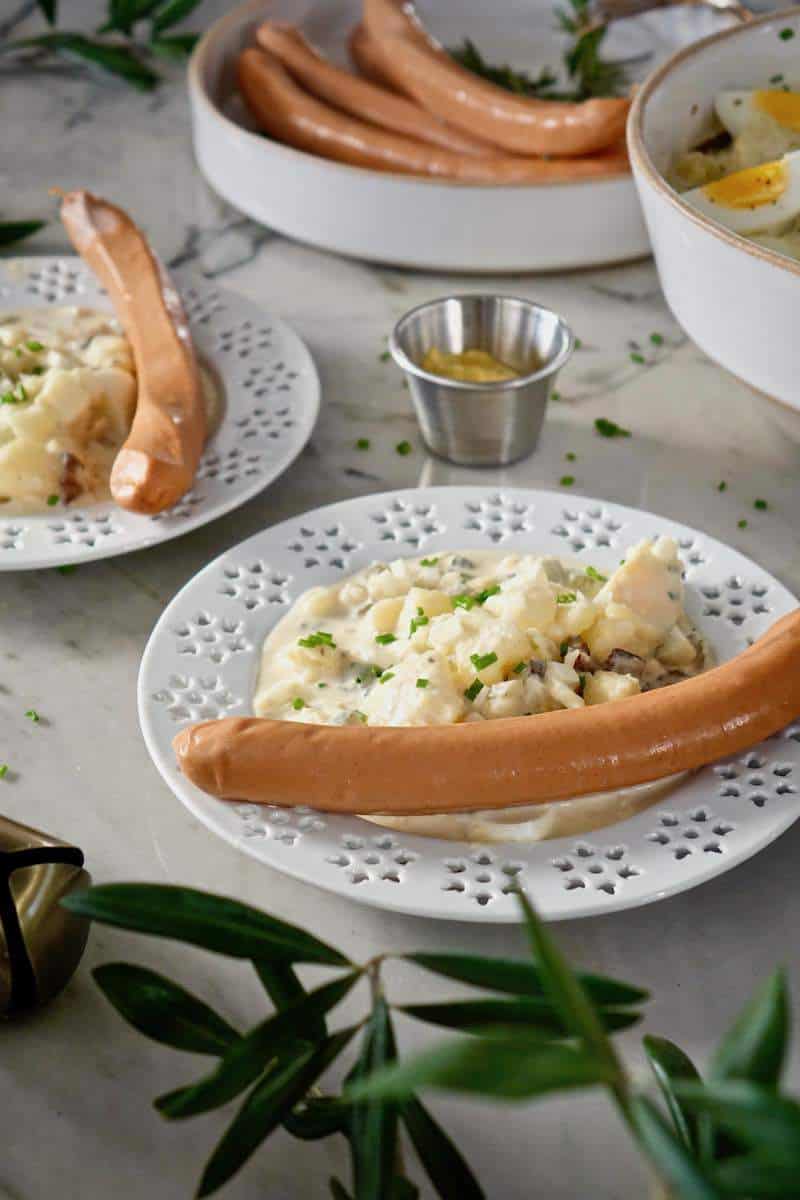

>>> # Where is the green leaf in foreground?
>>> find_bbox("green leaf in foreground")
[62,884,350,966]
[676,1081,800,1157]
[400,1096,486,1200]
[629,1096,719,1200]
[93,963,239,1056]
[0,220,45,248]
[517,892,620,1077]
[148,34,199,60]
[198,1027,359,1198]
[284,1096,349,1140]
[402,951,648,1007]
[712,1155,800,1196]
[36,0,57,23]
[643,1035,705,1155]
[2,34,159,91]
[156,972,361,1119]
[345,1037,615,1103]
[710,969,789,1088]
[347,996,398,1200]
[401,997,640,1037]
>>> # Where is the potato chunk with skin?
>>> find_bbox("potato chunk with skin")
[362,654,464,726]
[584,670,641,706]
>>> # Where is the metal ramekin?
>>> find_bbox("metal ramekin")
[390,294,574,467]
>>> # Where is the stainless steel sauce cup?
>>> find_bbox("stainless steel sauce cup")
[390,294,573,467]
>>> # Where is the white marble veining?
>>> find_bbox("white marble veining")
[2,3,800,1198]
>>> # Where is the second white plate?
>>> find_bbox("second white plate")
[189,0,734,272]
[0,258,320,570]
[139,487,800,922]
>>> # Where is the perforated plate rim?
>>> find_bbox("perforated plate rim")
[0,257,320,570]
[138,486,800,922]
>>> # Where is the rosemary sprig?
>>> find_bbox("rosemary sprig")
[62,882,800,1198]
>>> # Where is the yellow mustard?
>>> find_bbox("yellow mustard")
[421,347,519,383]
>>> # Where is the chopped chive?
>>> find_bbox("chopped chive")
[559,475,575,487]
[379,350,391,362]
[574,337,582,350]
[770,73,785,84]
[565,451,576,462]
[512,661,526,674]
[649,332,664,346]
[317,682,327,688]
[453,594,476,611]
[470,651,498,672]
[738,519,748,529]
[298,631,336,649]
[754,498,768,511]
[14,346,22,357]
[629,352,645,365]
[26,340,44,352]
[25,709,40,722]
[409,606,429,635]
[420,557,439,567]
[292,697,305,711]
[46,494,59,507]
[560,641,569,656]
[550,389,561,402]
[353,711,367,723]
[578,673,587,691]
[416,677,429,689]
[475,584,500,604]
[355,437,370,450]
[1,390,19,405]
[379,672,395,685]
[557,592,577,604]
[0,764,8,779]
[585,565,606,582]
[30,365,45,375]
[464,678,484,702]
[717,481,727,492]
[56,564,76,575]
[595,417,631,439]
[779,27,794,40]
[395,440,412,456]
[375,633,397,645]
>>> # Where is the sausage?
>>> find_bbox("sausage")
[60,191,205,515]
[237,49,630,184]
[362,0,630,158]
[348,22,398,89]
[172,609,800,815]
[256,23,492,156]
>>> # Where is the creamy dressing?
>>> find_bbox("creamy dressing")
[254,541,708,842]
[0,306,221,513]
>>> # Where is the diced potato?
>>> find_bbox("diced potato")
[295,586,337,620]
[584,671,641,706]
[477,678,526,720]
[657,624,698,667]
[362,655,464,726]
[398,588,454,640]
[550,593,597,639]
[596,538,682,637]
[452,620,531,686]
[584,603,660,661]
[368,596,404,634]
[283,639,345,680]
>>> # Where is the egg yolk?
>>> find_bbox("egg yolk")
[702,159,788,209]
[755,89,800,132]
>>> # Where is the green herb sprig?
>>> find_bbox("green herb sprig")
[62,882,800,1199]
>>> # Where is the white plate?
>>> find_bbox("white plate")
[139,487,800,922]
[188,0,734,272]
[0,257,319,570]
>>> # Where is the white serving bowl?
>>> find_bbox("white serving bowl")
[628,7,800,419]
[188,0,729,272]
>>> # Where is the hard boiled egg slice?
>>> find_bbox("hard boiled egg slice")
[716,89,800,138]
[683,151,800,235]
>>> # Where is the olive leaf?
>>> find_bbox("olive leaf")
[402,951,648,1007]
[156,971,361,1119]
[93,963,240,1056]
[346,995,399,1200]
[284,1096,349,1140]
[676,1081,800,1158]
[102,0,161,34]
[345,1037,615,1103]
[643,1036,705,1156]
[712,1155,800,1196]
[64,884,351,966]
[629,1096,719,1200]
[710,969,789,1088]
[150,0,202,36]
[400,1096,486,1200]
[401,997,640,1038]
[1,34,159,91]
[0,220,45,248]
[148,34,198,60]
[198,1028,360,1198]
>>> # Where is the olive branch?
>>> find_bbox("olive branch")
[62,883,798,1199]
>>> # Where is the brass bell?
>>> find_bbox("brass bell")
[0,816,91,1017]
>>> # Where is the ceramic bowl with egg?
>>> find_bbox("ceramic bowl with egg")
[628,7,800,422]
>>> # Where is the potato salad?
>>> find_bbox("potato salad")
[254,537,708,730]
[0,307,137,510]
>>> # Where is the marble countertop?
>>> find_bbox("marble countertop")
[3,3,800,1198]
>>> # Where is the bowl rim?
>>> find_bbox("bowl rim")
[389,293,575,391]
[627,4,800,281]
[187,0,631,194]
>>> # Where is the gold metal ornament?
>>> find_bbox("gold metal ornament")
[0,816,91,1017]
